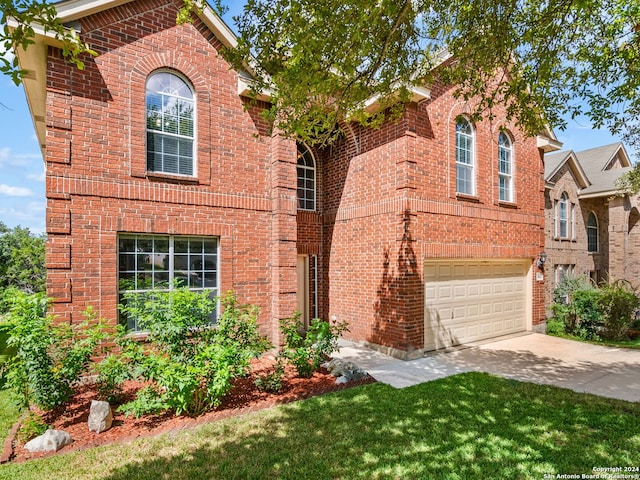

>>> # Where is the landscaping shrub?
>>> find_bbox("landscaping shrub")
[551,275,601,340]
[545,318,565,335]
[279,314,349,378]
[115,289,271,417]
[4,292,106,410]
[254,358,285,393]
[597,280,640,341]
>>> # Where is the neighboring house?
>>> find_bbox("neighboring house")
[544,142,640,309]
[13,0,560,358]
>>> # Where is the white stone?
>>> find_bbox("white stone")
[88,400,113,433]
[24,429,72,453]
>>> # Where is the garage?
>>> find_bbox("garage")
[424,259,530,351]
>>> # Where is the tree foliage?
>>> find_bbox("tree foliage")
[0,221,46,299]
[225,0,640,147]
[1,0,95,85]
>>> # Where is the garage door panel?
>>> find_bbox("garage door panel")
[425,260,529,351]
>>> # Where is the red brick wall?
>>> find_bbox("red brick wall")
[43,0,546,353]
[44,0,287,339]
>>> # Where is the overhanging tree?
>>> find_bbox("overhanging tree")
[223,0,639,148]
[1,0,94,85]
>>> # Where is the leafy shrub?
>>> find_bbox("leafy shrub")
[254,358,285,393]
[17,412,49,443]
[93,352,131,404]
[597,280,640,341]
[116,289,271,417]
[570,289,602,340]
[545,318,565,335]
[279,314,349,378]
[4,292,106,410]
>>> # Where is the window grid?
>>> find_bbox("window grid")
[456,118,474,195]
[587,212,599,252]
[146,72,195,176]
[498,132,513,202]
[297,143,316,210]
[558,194,568,238]
[118,234,218,331]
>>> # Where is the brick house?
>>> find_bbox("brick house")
[14,0,560,358]
[544,142,640,308]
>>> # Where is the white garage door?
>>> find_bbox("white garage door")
[424,260,529,351]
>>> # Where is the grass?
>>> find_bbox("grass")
[0,388,22,447]
[1,372,639,480]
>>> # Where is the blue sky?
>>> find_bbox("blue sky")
[0,3,631,234]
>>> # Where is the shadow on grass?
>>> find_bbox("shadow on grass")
[90,372,640,480]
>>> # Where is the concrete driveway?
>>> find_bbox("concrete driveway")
[333,333,640,402]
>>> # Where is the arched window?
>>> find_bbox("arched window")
[297,143,315,210]
[146,71,195,176]
[557,193,569,238]
[455,117,474,195]
[498,131,513,202]
[587,212,598,252]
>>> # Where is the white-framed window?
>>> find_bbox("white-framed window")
[146,71,195,176]
[455,116,474,195]
[297,143,316,210]
[498,131,513,202]
[118,234,219,330]
[557,193,569,238]
[587,212,599,252]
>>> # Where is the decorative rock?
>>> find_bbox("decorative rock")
[88,400,113,433]
[322,359,368,384]
[24,429,72,453]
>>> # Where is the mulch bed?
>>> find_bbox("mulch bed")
[4,354,375,464]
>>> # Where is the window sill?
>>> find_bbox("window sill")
[146,172,200,184]
[498,201,518,209]
[455,193,480,203]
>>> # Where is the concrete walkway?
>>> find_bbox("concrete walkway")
[333,333,640,402]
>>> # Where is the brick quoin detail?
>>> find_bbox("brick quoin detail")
[41,0,546,355]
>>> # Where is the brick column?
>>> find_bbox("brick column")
[269,135,298,344]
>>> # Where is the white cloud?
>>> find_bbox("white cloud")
[0,202,46,234]
[0,184,34,196]
[27,170,45,182]
[0,147,41,167]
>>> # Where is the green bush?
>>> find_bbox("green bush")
[597,280,640,341]
[254,358,285,393]
[279,314,349,378]
[4,292,106,410]
[116,289,271,417]
[17,412,49,443]
[545,318,565,335]
[570,289,602,340]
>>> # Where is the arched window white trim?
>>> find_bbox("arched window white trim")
[146,71,195,176]
[455,116,475,195]
[297,143,316,211]
[587,212,599,252]
[498,131,513,202]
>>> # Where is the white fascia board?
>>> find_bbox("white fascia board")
[537,135,563,152]
[362,84,431,114]
[578,189,622,199]
[237,75,271,101]
[53,0,134,22]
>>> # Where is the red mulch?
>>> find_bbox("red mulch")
[6,355,375,463]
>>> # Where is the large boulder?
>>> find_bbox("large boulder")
[24,429,72,453]
[322,359,368,384]
[88,400,113,433]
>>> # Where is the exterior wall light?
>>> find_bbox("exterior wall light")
[537,252,547,268]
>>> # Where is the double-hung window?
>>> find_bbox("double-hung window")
[455,117,474,195]
[146,71,195,176]
[557,193,569,238]
[118,234,218,330]
[587,212,599,252]
[498,132,513,202]
[297,143,316,210]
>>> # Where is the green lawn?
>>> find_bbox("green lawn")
[1,372,638,480]
[0,388,21,447]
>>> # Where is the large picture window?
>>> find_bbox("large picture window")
[118,234,218,330]
[297,143,316,210]
[455,117,474,195]
[146,71,195,176]
[498,132,513,202]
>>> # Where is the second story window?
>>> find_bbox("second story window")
[498,132,513,202]
[557,193,569,238]
[587,212,599,252]
[146,71,195,176]
[455,117,474,195]
[297,143,316,210]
